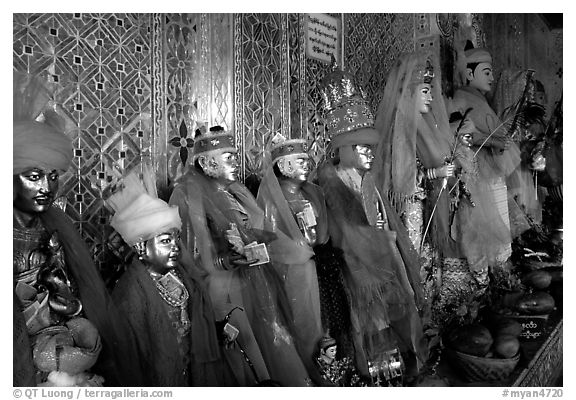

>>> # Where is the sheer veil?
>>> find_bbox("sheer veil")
[374,51,452,215]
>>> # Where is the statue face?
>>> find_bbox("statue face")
[202,151,239,182]
[352,144,374,172]
[416,83,433,114]
[142,228,181,274]
[278,155,310,181]
[14,168,59,214]
[321,345,337,361]
[467,62,494,94]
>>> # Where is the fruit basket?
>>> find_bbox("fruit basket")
[445,348,520,382]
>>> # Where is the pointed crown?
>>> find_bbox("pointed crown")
[319,56,375,141]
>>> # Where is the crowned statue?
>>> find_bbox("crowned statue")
[169,125,311,386]
[256,133,354,383]
[315,60,428,382]
[374,50,513,330]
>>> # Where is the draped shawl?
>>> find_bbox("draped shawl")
[256,168,326,380]
[170,167,311,386]
[317,162,426,371]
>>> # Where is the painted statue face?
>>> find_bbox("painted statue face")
[203,151,239,182]
[322,345,337,361]
[416,83,433,114]
[143,228,181,274]
[278,155,310,181]
[13,168,59,214]
[468,62,494,94]
[353,144,374,172]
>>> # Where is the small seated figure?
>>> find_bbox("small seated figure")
[314,333,364,387]
[108,166,236,386]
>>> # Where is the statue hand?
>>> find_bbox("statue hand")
[227,253,258,268]
[225,227,244,254]
[530,154,546,171]
[436,164,455,178]
[459,133,473,147]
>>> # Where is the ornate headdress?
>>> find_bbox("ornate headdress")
[13,71,72,175]
[106,164,181,246]
[319,58,379,149]
[411,56,435,85]
[192,125,236,162]
[270,133,309,165]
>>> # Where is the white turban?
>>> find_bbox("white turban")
[110,193,181,246]
[106,165,181,245]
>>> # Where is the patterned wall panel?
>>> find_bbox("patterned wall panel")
[288,13,307,140]
[14,13,154,279]
[234,13,290,183]
[163,13,233,187]
[343,14,416,113]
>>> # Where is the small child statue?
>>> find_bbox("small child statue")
[314,333,367,387]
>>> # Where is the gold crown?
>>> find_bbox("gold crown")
[320,58,375,141]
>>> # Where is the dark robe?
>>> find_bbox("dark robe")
[112,259,235,386]
[35,206,143,386]
[317,162,427,377]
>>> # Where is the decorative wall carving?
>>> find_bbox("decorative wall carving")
[343,13,415,113]
[234,13,290,183]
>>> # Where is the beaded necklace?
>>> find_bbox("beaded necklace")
[148,268,191,335]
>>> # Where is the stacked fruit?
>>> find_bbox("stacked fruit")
[445,321,521,360]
